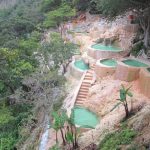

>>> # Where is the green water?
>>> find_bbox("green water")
[122,59,149,67]
[74,60,89,71]
[91,44,121,51]
[147,68,150,72]
[72,106,99,128]
[100,59,117,67]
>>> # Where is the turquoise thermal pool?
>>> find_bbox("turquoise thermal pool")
[100,59,117,67]
[122,59,149,67]
[72,106,99,128]
[74,60,90,71]
[91,44,121,51]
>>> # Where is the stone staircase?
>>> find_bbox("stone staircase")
[75,64,95,106]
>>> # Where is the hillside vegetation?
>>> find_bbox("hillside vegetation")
[0,0,150,149]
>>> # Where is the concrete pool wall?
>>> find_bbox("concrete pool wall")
[95,59,117,78]
[139,68,150,98]
[69,58,89,79]
[115,58,150,82]
[87,44,126,60]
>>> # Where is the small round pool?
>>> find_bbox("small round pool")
[100,59,117,67]
[72,106,99,128]
[122,59,149,67]
[91,44,121,52]
[74,60,89,71]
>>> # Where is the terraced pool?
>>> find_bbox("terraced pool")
[91,44,121,52]
[122,59,149,67]
[72,106,99,128]
[74,60,89,71]
[100,59,117,67]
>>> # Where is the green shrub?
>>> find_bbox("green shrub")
[99,126,136,150]
[131,42,145,57]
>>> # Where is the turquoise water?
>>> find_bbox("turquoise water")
[122,59,149,67]
[72,106,99,128]
[91,44,121,51]
[100,59,117,67]
[74,60,89,71]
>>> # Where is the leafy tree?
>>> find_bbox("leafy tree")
[0,48,35,96]
[43,3,75,28]
[41,0,61,12]
[73,0,90,11]
[111,85,133,118]
[41,32,78,73]
[94,0,129,17]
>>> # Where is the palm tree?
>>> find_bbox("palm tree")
[111,85,133,118]
[52,111,67,145]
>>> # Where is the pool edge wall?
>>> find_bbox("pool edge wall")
[87,46,126,60]
[115,58,149,82]
[139,68,150,98]
[69,60,85,79]
[95,59,117,78]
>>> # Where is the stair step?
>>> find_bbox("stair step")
[76,103,84,106]
[78,94,87,98]
[86,70,93,75]
[80,86,90,90]
[84,76,93,79]
[76,99,85,102]
[81,84,90,88]
[78,91,88,95]
[81,82,91,86]
[79,89,89,93]
[77,95,87,99]
[83,80,91,83]
[76,97,86,101]
[84,77,92,80]
[78,92,87,96]
[76,101,84,104]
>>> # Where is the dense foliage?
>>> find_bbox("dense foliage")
[99,125,136,150]
[0,101,32,149]
[0,0,77,149]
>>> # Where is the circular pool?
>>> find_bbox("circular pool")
[122,59,149,67]
[69,59,89,79]
[88,44,124,60]
[100,59,117,67]
[74,60,89,71]
[72,106,99,128]
[95,59,117,78]
[91,44,122,52]
[115,58,150,82]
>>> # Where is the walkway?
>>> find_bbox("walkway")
[75,64,95,106]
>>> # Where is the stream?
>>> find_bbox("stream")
[39,115,50,150]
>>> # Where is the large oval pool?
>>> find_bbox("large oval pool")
[122,59,149,67]
[72,106,99,128]
[74,60,89,71]
[91,44,121,52]
[100,59,117,67]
